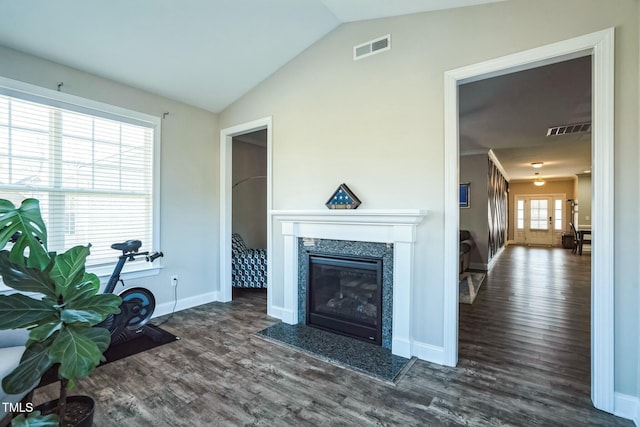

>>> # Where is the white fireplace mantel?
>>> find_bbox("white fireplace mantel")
[272,209,427,358]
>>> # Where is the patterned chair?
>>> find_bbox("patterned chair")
[232,233,267,288]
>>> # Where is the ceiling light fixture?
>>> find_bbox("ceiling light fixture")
[533,172,545,186]
[531,162,544,168]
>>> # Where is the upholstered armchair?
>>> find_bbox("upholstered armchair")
[1,329,35,422]
[231,233,267,289]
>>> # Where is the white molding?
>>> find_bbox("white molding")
[273,209,426,358]
[271,209,426,225]
[613,393,640,426]
[488,149,510,182]
[269,305,296,324]
[219,117,273,311]
[443,28,615,411]
[153,291,219,318]
[411,340,445,365]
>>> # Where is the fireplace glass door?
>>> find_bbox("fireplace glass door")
[307,254,382,344]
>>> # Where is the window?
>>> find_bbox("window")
[529,199,548,230]
[516,199,525,229]
[0,79,160,269]
[554,199,563,230]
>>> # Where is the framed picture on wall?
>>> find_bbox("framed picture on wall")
[460,183,470,208]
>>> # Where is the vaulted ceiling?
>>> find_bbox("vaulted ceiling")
[0,0,504,113]
[0,0,591,181]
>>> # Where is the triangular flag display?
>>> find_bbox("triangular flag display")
[325,183,361,209]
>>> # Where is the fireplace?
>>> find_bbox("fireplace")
[273,209,426,357]
[307,253,383,344]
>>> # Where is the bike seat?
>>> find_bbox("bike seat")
[111,240,142,253]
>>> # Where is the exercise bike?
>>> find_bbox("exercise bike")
[97,240,164,345]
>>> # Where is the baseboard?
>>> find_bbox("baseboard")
[469,262,488,271]
[468,245,505,272]
[392,338,412,359]
[411,340,445,365]
[487,245,506,270]
[614,392,640,426]
[269,305,296,324]
[153,291,220,318]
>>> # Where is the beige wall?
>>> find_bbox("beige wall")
[232,140,267,248]
[0,45,220,311]
[508,179,576,241]
[576,173,592,227]
[220,0,639,396]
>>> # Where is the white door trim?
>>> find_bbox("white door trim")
[443,28,614,412]
[219,117,273,314]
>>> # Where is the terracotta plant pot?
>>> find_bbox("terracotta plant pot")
[34,395,95,427]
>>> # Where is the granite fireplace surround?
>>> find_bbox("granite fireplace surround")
[273,209,426,358]
[298,238,394,349]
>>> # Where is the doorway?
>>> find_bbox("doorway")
[219,117,273,312]
[514,194,567,246]
[444,29,615,412]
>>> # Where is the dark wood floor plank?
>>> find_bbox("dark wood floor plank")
[30,246,630,426]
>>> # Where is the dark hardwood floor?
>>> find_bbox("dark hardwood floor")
[33,246,630,426]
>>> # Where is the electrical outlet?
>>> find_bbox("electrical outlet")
[171,275,178,287]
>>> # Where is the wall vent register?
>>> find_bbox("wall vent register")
[546,122,591,136]
[354,34,391,60]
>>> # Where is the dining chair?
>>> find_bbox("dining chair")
[569,223,580,255]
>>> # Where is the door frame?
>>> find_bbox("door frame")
[219,117,273,313]
[514,193,567,246]
[443,29,614,412]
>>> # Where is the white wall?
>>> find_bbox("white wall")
[219,0,639,397]
[0,45,221,313]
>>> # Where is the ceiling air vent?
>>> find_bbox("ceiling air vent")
[546,122,591,137]
[354,34,391,61]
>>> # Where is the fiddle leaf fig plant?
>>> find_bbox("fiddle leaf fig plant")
[0,198,122,426]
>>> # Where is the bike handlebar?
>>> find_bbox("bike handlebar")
[146,251,164,262]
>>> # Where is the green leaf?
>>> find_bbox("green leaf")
[49,325,103,383]
[0,198,50,270]
[50,245,90,297]
[82,326,111,354]
[61,273,100,306]
[10,411,59,427]
[28,320,63,343]
[61,309,103,326]
[2,338,54,395]
[0,294,57,329]
[0,251,57,299]
[66,292,122,324]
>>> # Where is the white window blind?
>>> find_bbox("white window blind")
[0,86,158,269]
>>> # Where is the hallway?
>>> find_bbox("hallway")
[458,246,598,420]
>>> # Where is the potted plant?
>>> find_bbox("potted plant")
[0,198,122,426]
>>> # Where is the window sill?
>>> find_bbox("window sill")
[0,262,161,294]
[90,261,162,284]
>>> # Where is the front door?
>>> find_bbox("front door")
[525,197,553,244]
[515,195,564,245]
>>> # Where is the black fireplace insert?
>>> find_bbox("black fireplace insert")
[307,253,383,345]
